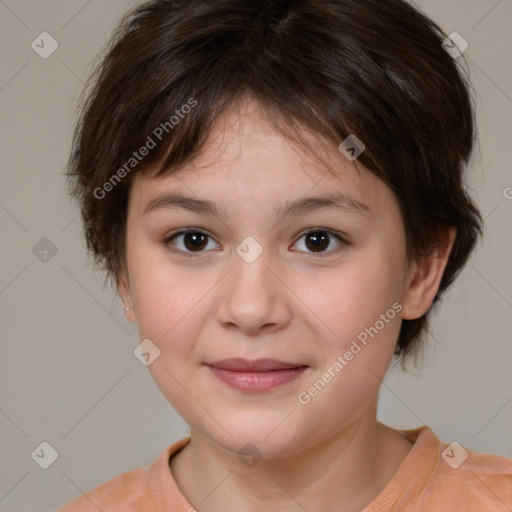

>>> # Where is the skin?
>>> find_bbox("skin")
[119,97,455,512]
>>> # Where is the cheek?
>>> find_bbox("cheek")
[128,260,212,417]
[295,250,406,352]
[295,286,402,431]
[297,238,407,412]
[133,274,205,349]
[127,243,206,355]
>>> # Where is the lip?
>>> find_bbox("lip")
[207,358,304,372]
[206,358,308,392]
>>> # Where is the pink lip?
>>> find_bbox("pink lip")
[206,358,308,391]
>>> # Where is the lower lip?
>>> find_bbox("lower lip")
[207,366,308,392]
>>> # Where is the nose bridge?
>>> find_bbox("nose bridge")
[216,236,290,333]
[231,236,275,303]
[234,238,272,289]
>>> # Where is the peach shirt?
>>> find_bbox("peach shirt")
[56,426,512,511]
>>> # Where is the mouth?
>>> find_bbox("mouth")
[205,358,309,392]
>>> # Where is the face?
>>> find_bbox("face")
[120,99,415,459]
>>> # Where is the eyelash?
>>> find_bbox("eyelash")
[162,228,349,258]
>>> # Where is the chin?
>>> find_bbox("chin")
[198,409,320,460]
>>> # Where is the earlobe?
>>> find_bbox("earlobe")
[402,227,456,320]
[117,272,137,323]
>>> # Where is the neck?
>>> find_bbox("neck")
[170,398,413,512]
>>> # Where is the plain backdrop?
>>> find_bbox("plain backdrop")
[0,0,511,510]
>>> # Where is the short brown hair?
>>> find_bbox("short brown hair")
[66,0,483,362]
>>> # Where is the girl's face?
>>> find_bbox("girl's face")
[120,99,418,458]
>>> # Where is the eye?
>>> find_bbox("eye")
[291,229,348,255]
[164,229,220,256]
[163,228,348,257]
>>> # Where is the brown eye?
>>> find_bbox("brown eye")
[182,232,208,251]
[165,230,220,254]
[292,230,347,255]
[305,232,330,252]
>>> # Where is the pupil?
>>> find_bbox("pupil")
[185,232,207,251]
[306,232,329,252]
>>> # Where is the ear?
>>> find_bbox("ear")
[117,267,137,323]
[402,227,456,320]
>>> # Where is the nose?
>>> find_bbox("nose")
[215,244,292,335]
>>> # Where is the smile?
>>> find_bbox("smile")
[205,358,309,392]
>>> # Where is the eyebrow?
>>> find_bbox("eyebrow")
[143,192,372,218]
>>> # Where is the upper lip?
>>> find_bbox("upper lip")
[206,358,307,372]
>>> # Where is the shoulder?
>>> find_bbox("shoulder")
[55,466,151,512]
[369,426,512,512]
[444,444,512,508]
[55,437,191,512]
[415,427,512,510]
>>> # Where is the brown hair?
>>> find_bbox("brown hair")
[66,0,483,361]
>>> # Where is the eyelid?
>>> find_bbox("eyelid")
[296,227,349,241]
[291,228,349,255]
[164,227,215,241]
[163,227,350,256]
[163,228,220,257]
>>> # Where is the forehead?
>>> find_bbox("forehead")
[130,98,393,217]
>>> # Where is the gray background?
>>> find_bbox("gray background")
[0,0,511,510]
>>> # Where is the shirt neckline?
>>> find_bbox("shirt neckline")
[146,425,439,511]
[362,426,440,510]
